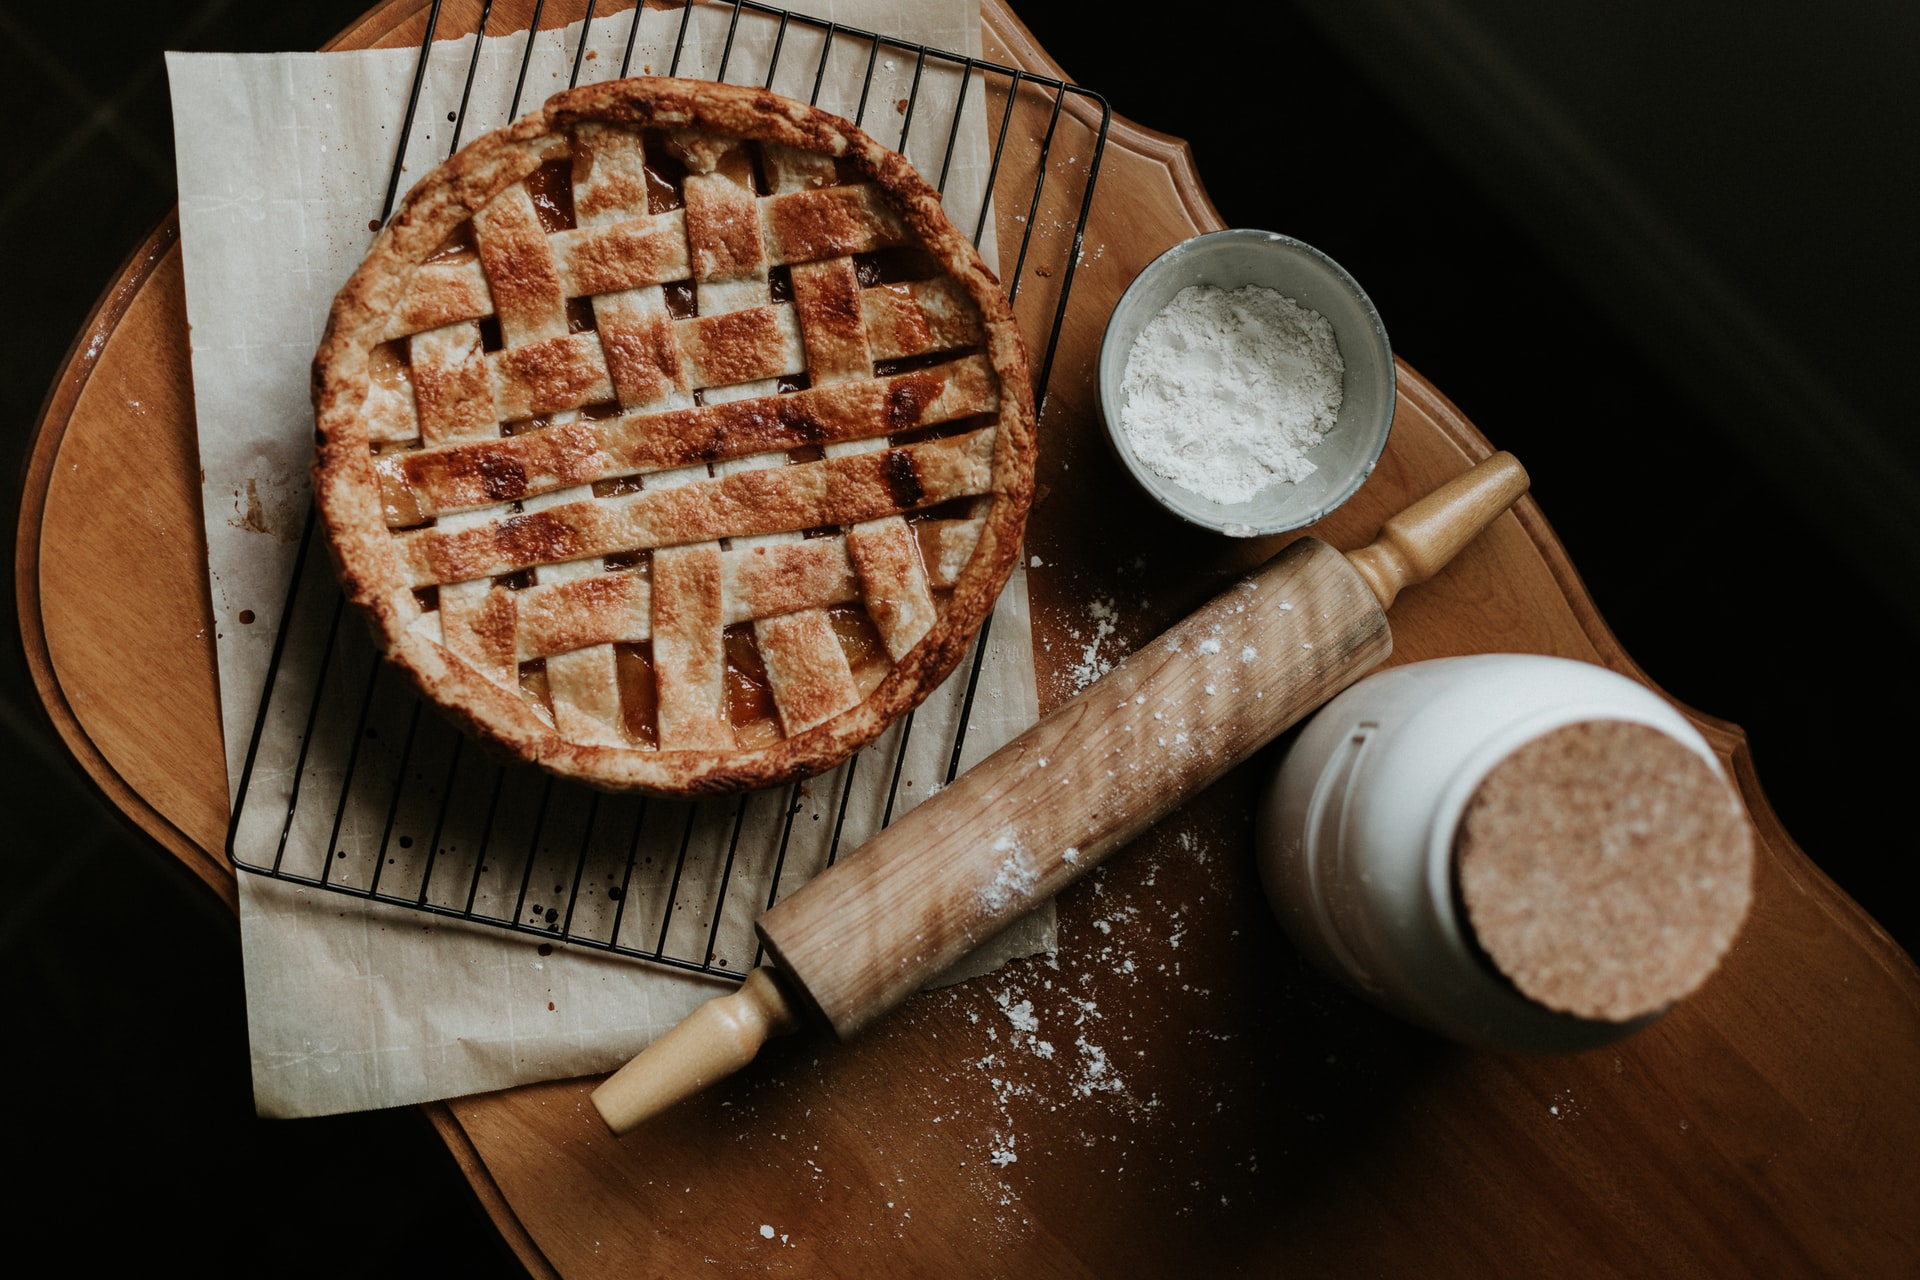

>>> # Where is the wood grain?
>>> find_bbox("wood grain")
[13,1,1920,1275]
[14,221,236,907]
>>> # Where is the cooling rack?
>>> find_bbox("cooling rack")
[224,0,1110,983]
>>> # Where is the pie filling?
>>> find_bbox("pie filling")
[360,114,1010,756]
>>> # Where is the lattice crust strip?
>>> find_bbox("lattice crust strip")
[315,79,1035,791]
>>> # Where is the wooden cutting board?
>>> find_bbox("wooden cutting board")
[15,1,1920,1274]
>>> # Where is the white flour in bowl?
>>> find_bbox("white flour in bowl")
[1119,283,1344,504]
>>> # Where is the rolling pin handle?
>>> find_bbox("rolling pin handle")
[590,966,806,1136]
[1345,451,1529,609]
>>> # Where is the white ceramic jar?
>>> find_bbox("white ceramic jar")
[1254,653,1732,1052]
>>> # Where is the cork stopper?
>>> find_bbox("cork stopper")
[1453,719,1754,1023]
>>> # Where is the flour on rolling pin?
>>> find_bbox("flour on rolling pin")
[979,833,1045,912]
[1119,284,1344,503]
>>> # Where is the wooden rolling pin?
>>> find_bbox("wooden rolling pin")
[592,451,1530,1134]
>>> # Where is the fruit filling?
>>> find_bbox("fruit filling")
[828,605,891,696]
[524,157,576,232]
[615,643,659,748]
[724,625,782,747]
[518,658,554,727]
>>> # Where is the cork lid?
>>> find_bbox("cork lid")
[1452,719,1754,1023]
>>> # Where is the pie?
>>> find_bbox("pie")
[311,77,1036,795]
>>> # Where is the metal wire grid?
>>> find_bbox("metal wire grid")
[225,0,1110,983]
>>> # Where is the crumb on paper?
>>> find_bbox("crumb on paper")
[230,477,271,535]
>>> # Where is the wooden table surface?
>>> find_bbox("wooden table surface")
[15,1,1920,1274]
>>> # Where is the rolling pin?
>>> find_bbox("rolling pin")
[592,451,1530,1134]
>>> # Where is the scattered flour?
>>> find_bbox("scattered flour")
[1119,283,1344,503]
[997,990,1041,1034]
[925,819,1243,1227]
[1073,1037,1124,1098]
[1066,597,1121,692]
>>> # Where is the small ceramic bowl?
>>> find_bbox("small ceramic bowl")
[1096,229,1395,537]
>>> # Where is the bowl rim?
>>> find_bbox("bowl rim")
[1096,227,1395,537]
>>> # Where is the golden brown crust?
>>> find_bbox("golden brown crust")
[312,77,1035,795]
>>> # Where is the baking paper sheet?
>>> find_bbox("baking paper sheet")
[167,0,1046,1119]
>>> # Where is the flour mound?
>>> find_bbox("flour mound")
[1119,283,1344,504]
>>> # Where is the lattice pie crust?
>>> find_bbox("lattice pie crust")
[312,78,1036,794]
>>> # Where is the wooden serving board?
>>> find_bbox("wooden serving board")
[15,2,1920,1275]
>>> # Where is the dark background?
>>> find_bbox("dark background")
[3,2,1913,1275]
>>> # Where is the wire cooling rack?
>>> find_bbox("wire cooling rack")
[224,0,1110,983]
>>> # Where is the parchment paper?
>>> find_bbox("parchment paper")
[167,0,1046,1120]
